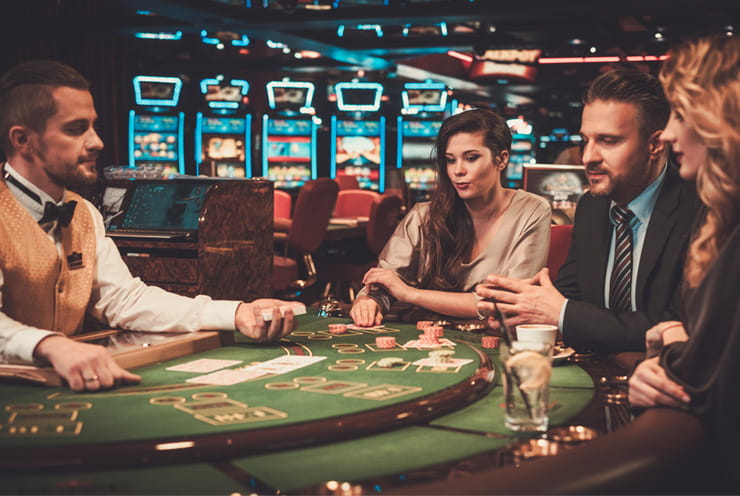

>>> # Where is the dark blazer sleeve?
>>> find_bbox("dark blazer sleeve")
[556,165,701,353]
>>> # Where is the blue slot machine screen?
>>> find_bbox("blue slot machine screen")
[401,120,441,192]
[132,115,179,163]
[335,120,382,190]
[200,117,247,177]
[266,118,313,188]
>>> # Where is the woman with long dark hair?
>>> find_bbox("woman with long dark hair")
[351,108,551,326]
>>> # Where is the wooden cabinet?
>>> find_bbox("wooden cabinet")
[111,179,273,302]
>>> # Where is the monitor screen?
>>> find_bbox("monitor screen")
[267,118,313,136]
[404,167,437,192]
[112,182,209,232]
[267,136,312,162]
[402,120,442,138]
[335,83,382,112]
[403,88,446,110]
[201,117,246,134]
[271,86,308,108]
[132,132,178,162]
[204,84,243,103]
[524,165,589,210]
[203,136,245,161]
[402,141,434,162]
[133,76,182,107]
[335,136,381,166]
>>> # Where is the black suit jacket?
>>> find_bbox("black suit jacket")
[555,164,701,353]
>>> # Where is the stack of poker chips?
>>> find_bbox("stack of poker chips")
[377,357,404,368]
[428,349,454,365]
[328,324,348,335]
[375,336,397,349]
[481,336,500,349]
[418,323,444,346]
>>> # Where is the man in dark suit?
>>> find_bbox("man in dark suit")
[476,70,701,353]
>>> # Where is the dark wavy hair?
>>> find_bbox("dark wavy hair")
[418,108,512,291]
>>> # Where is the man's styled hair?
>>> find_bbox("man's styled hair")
[0,60,90,156]
[584,69,670,138]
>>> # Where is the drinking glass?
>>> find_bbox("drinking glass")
[501,340,553,432]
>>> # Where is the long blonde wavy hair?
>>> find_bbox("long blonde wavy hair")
[659,34,740,287]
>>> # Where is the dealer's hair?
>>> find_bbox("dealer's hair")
[0,60,90,156]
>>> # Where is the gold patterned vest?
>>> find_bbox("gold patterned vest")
[0,179,96,335]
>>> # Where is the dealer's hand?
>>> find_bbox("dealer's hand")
[236,299,299,343]
[476,268,565,329]
[350,295,383,327]
[629,356,691,408]
[34,335,141,392]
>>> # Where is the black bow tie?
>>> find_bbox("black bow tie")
[39,201,77,227]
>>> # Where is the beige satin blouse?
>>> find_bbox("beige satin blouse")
[365,189,552,315]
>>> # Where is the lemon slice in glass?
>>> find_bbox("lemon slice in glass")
[505,350,552,391]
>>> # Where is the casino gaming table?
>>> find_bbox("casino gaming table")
[0,312,596,494]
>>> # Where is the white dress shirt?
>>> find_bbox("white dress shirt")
[0,163,240,365]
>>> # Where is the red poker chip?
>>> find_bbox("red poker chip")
[423,325,444,338]
[416,321,434,330]
[375,336,396,349]
[328,324,348,334]
[481,336,500,349]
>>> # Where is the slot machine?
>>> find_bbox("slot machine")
[194,77,252,178]
[330,82,386,191]
[504,116,536,188]
[396,82,448,202]
[261,80,319,190]
[128,76,185,176]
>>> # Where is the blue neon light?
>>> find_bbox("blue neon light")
[335,82,383,112]
[401,82,447,112]
[133,76,183,107]
[201,30,250,46]
[195,112,203,173]
[266,81,316,110]
[135,31,182,40]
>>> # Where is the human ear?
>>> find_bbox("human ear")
[496,150,510,169]
[8,125,33,153]
[647,129,666,160]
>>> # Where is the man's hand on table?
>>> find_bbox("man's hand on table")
[236,299,302,342]
[33,335,141,392]
[350,295,383,327]
[475,268,565,329]
[628,356,691,408]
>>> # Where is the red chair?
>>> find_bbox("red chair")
[272,178,339,295]
[274,189,292,221]
[335,175,360,190]
[333,189,380,219]
[547,224,574,280]
[320,193,404,301]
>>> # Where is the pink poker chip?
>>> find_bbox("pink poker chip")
[328,324,348,334]
[481,336,500,349]
[416,321,434,330]
[424,325,444,338]
[376,336,396,349]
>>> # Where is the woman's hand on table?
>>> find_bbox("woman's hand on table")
[33,335,141,392]
[236,299,299,343]
[628,356,691,408]
[362,268,413,303]
[645,321,689,358]
[350,295,383,327]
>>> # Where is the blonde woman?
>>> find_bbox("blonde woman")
[628,34,740,490]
